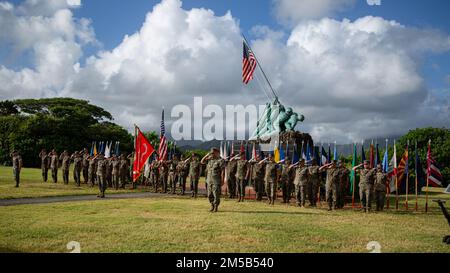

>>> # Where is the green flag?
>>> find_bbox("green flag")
[350,143,357,194]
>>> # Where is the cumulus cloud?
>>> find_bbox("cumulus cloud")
[1,0,449,143]
[0,0,96,98]
[273,0,356,25]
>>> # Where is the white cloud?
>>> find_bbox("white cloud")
[0,0,449,143]
[273,0,356,25]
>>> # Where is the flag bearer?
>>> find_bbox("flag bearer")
[201,148,225,212]
[159,160,168,193]
[111,154,121,190]
[10,150,22,188]
[119,154,128,188]
[168,155,179,194]
[374,164,388,211]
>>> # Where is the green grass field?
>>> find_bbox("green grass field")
[0,166,449,253]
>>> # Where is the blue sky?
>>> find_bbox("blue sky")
[49,0,450,92]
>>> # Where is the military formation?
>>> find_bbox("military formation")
[11,147,389,213]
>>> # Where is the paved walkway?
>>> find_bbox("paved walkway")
[0,192,186,207]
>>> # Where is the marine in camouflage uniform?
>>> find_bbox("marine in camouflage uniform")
[250,154,265,201]
[49,150,59,183]
[105,156,113,188]
[71,151,83,187]
[188,154,201,198]
[159,161,169,193]
[337,161,350,209]
[201,148,225,212]
[150,159,160,192]
[308,159,321,207]
[233,152,249,202]
[59,151,71,185]
[167,156,179,194]
[293,160,309,207]
[354,160,376,212]
[39,149,49,182]
[225,158,237,199]
[320,161,340,211]
[177,155,189,195]
[82,149,90,184]
[88,155,97,186]
[374,164,387,211]
[262,153,279,205]
[280,158,293,204]
[11,151,22,188]
[119,154,129,188]
[96,154,107,198]
[111,155,121,190]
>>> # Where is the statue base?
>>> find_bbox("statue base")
[250,131,314,158]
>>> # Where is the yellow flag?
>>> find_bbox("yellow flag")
[93,143,98,156]
[274,145,280,163]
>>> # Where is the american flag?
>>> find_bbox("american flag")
[243,41,257,85]
[158,109,168,162]
[427,141,443,187]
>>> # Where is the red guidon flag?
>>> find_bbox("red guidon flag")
[133,126,155,182]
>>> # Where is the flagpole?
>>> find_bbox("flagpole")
[405,140,409,210]
[415,141,418,212]
[242,34,278,100]
[394,140,399,210]
[425,139,431,213]
[351,142,355,209]
[385,139,390,210]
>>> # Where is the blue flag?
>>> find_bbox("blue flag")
[333,142,337,161]
[293,143,299,164]
[374,144,380,167]
[382,147,389,173]
[361,144,366,163]
[321,146,328,166]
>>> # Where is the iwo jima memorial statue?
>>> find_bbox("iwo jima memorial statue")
[241,38,312,157]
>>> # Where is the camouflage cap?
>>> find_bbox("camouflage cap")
[211,147,220,153]
[364,160,370,165]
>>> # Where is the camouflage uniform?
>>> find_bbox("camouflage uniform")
[159,161,168,193]
[177,160,189,195]
[236,159,248,201]
[374,171,388,211]
[150,160,160,190]
[168,160,179,194]
[337,167,350,209]
[72,153,82,187]
[280,163,294,203]
[88,157,97,186]
[39,151,49,182]
[119,156,129,188]
[60,153,71,185]
[96,156,107,197]
[264,161,278,204]
[252,162,265,201]
[82,152,89,183]
[188,159,201,198]
[50,153,59,183]
[11,153,22,187]
[226,160,237,198]
[205,157,225,209]
[308,165,321,207]
[112,157,121,190]
[294,166,309,207]
[359,168,376,212]
[325,167,340,210]
[105,159,113,187]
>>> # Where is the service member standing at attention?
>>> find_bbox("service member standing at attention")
[177,155,189,195]
[88,155,97,186]
[95,153,107,198]
[72,151,83,187]
[201,148,225,212]
[260,153,279,206]
[249,154,265,201]
[374,164,388,211]
[105,156,113,188]
[10,150,23,188]
[279,157,293,204]
[39,149,49,182]
[232,152,249,203]
[59,150,71,185]
[320,160,340,211]
[353,160,376,213]
[187,153,201,198]
[119,154,129,188]
[167,155,179,194]
[111,154,121,190]
[82,148,90,184]
[50,149,59,183]
[307,159,321,207]
[225,155,238,199]
[337,161,350,209]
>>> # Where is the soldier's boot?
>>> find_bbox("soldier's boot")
[214,204,219,212]
[210,204,215,212]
